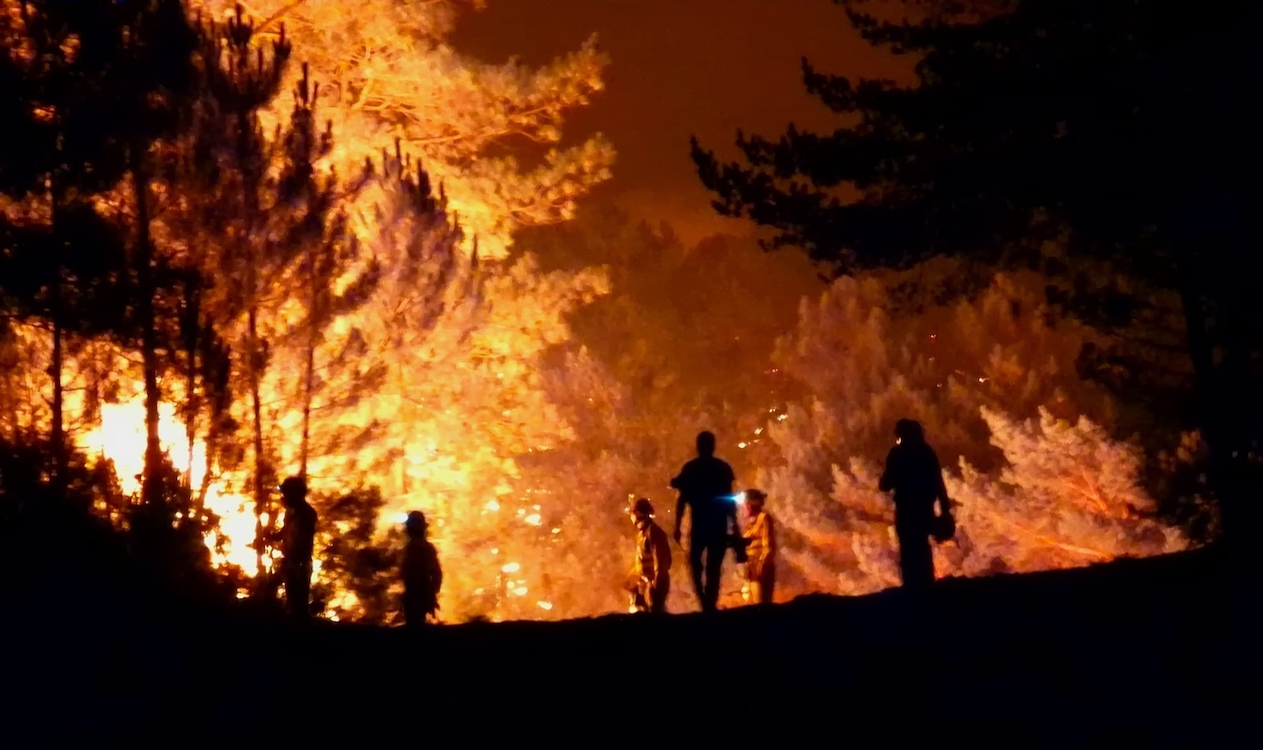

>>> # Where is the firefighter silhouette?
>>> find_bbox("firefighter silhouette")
[279,476,318,622]
[670,431,739,612]
[878,419,956,588]
[402,510,442,626]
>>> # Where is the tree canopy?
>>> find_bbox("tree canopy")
[193,0,615,258]
[691,0,1261,551]
[692,0,1252,276]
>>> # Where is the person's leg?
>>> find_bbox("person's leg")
[758,563,775,604]
[403,589,421,627]
[649,580,669,613]
[703,540,725,611]
[288,568,311,621]
[897,532,934,589]
[688,540,706,609]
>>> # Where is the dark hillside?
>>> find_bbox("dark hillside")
[8,548,1256,744]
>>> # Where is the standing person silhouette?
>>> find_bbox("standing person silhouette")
[279,477,318,622]
[402,511,442,627]
[670,431,738,612]
[878,419,955,589]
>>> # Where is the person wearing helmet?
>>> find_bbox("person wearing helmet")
[402,510,442,627]
[626,497,672,614]
[279,476,318,622]
[878,419,955,589]
[670,431,738,613]
[741,489,777,605]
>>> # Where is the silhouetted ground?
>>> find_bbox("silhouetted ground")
[8,547,1257,744]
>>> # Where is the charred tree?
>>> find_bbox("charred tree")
[167,6,292,585]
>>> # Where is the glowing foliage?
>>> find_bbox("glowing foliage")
[512,211,818,615]
[757,259,1187,596]
[943,407,1186,575]
[4,3,1198,621]
[195,0,614,258]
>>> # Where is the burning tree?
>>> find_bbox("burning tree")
[0,0,196,490]
[131,1,620,621]
[192,0,614,258]
[8,2,622,623]
[1,1,245,597]
[148,9,499,616]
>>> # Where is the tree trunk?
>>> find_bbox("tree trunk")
[248,299,268,580]
[47,183,66,490]
[299,247,320,480]
[50,315,65,486]
[300,323,314,480]
[185,296,198,492]
[132,144,164,508]
[234,102,274,589]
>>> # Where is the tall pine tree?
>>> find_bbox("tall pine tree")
[0,2,152,481]
[691,0,1260,559]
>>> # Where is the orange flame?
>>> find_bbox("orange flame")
[77,396,263,573]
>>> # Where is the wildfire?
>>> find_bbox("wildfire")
[77,396,262,573]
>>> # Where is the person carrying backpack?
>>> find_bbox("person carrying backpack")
[878,419,955,589]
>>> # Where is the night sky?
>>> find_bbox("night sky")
[453,0,916,245]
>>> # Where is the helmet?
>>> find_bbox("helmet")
[744,489,767,505]
[627,497,654,517]
[894,418,924,443]
[405,510,427,533]
[279,476,307,500]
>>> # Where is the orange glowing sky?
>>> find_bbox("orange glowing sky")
[452,0,916,246]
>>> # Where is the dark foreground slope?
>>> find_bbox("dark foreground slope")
[8,548,1259,744]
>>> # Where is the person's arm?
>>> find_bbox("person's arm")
[673,493,686,543]
[878,448,898,493]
